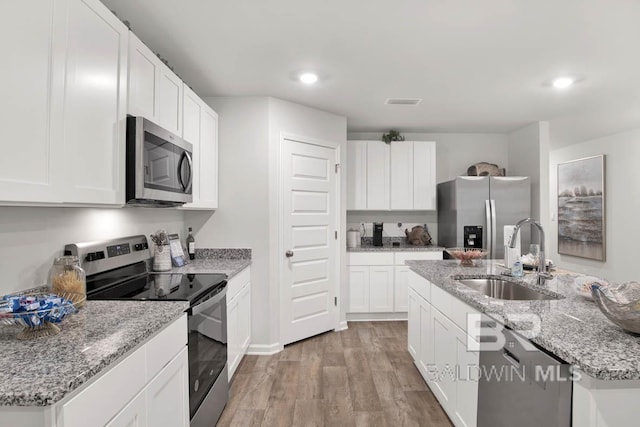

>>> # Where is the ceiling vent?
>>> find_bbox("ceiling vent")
[385,98,422,105]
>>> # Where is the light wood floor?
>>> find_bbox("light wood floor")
[217,321,453,427]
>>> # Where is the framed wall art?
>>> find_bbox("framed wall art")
[557,154,606,261]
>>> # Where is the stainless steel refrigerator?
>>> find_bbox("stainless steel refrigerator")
[437,176,531,259]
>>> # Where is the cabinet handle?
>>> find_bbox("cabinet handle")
[285,250,294,258]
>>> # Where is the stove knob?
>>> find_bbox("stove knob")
[96,251,105,260]
[134,243,143,251]
[85,252,97,262]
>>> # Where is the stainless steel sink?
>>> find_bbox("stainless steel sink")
[457,278,559,301]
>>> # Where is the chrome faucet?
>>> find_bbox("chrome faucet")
[509,218,553,286]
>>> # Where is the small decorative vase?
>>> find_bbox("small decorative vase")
[152,244,172,272]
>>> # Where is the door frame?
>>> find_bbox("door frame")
[277,132,342,345]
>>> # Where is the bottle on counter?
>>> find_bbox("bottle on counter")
[511,260,523,278]
[186,227,196,260]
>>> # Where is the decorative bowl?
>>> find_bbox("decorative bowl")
[0,292,82,340]
[592,282,640,334]
[445,248,488,266]
[574,276,609,300]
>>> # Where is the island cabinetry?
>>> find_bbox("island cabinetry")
[408,270,479,427]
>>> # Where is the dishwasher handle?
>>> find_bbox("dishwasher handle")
[503,348,521,368]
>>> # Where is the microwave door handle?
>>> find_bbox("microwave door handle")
[184,151,193,192]
[177,151,193,192]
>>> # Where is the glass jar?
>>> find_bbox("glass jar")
[48,256,86,308]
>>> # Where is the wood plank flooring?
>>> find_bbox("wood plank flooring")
[217,321,453,427]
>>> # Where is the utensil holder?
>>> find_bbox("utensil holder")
[152,244,172,272]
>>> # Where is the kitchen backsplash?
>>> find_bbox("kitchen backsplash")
[0,206,186,295]
[349,222,434,239]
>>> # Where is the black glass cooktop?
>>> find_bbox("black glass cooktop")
[86,262,226,303]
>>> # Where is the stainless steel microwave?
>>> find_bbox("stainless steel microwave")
[126,116,193,207]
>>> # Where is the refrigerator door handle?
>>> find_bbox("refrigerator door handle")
[490,199,497,259]
[485,200,492,255]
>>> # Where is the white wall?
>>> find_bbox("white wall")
[188,96,271,345]
[191,96,347,350]
[346,132,510,243]
[547,128,640,282]
[0,207,184,294]
[507,122,550,244]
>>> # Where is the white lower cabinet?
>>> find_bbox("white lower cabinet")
[106,390,147,427]
[347,251,443,318]
[23,314,191,427]
[146,348,190,427]
[408,270,479,427]
[227,266,251,380]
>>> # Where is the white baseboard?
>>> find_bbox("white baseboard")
[335,320,348,331]
[346,312,408,322]
[246,342,284,355]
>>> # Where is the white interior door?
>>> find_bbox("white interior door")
[281,136,338,345]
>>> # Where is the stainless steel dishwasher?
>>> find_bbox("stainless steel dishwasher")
[477,326,572,427]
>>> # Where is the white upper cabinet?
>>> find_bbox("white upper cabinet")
[366,141,391,210]
[181,85,218,210]
[157,63,183,136]
[0,0,128,206]
[0,1,61,203]
[53,0,128,204]
[128,33,159,120]
[390,141,436,210]
[347,140,435,211]
[128,32,183,137]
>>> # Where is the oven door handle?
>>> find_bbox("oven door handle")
[190,285,227,316]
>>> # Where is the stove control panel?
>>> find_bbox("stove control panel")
[64,235,150,276]
[107,243,131,258]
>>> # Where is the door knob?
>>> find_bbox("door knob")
[285,250,294,258]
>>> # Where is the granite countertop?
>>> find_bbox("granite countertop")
[0,300,188,406]
[407,259,640,381]
[348,243,444,252]
[171,248,251,278]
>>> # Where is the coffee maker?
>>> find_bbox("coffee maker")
[373,222,383,246]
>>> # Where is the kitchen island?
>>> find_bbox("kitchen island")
[407,259,640,427]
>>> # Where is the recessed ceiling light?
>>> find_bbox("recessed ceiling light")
[552,77,575,89]
[299,73,318,84]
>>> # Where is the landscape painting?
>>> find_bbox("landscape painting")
[557,155,605,261]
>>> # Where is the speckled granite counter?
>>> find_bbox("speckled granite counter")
[407,259,640,380]
[0,300,188,406]
[171,248,251,278]
[348,243,444,252]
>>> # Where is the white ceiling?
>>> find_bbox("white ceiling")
[102,0,640,145]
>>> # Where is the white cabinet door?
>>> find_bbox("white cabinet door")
[0,1,63,204]
[197,105,218,208]
[52,0,128,205]
[157,63,183,136]
[128,33,159,121]
[106,390,147,427]
[390,142,413,210]
[430,307,456,413]
[366,141,390,210]
[394,265,410,312]
[454,328,479,427]
[413,141,436,210]
[348,266,370,312]
[347,141,367,210]
[146,348,189,427]
[418,299,433,376]
[238,283,251,355]
[369,266,394,312]
[407,288,420,360]
[227,293,241,379]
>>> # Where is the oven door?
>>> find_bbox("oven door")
[126,116,193,205]
[188,284,228,422]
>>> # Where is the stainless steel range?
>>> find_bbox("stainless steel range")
[64,235,229,426]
